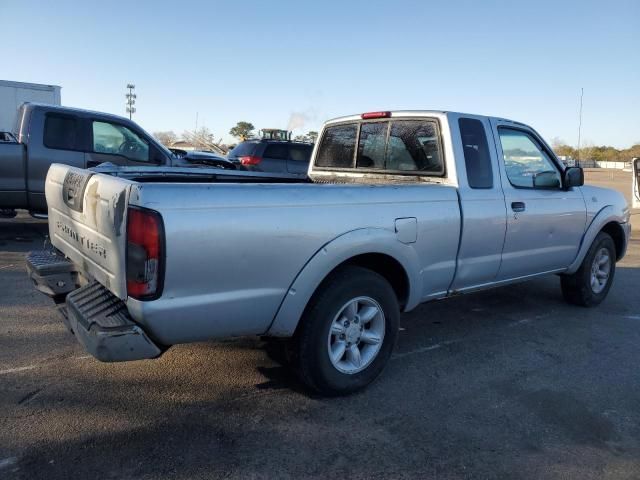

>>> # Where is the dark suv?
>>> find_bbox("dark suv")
[228,140,313,177]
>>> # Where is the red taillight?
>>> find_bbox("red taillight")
[239,155,262,165]
[126,206,164,300]
[361,111,391,119]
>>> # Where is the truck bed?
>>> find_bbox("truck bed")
[91,164,311,183]
[45,163,461,345]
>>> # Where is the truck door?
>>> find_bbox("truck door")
[26,111,86,212]
[490,119,586,280]
[86,119,158,168]
[450,116,507,291]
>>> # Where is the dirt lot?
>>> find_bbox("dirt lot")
[1,171,639,479]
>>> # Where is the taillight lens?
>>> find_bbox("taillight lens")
[239,155,262,165]
[126,206,164,300]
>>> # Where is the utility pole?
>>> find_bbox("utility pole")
[576,87,583,164]
[126,83,137,120]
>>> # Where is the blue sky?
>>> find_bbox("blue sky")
[2,0,638,147]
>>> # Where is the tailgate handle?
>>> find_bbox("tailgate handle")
[62,171,93,213]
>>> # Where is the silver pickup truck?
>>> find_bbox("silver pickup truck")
[27,110,630,395]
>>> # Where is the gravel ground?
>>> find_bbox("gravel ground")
[1,170,639,479]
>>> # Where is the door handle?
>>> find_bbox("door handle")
[87,160,101,168]
[511,201,526,212]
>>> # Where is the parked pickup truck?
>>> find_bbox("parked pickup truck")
[27,110,630,395]
[0,103,233,216]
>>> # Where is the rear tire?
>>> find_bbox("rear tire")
[561,232,616,307]
[293,266,400,396]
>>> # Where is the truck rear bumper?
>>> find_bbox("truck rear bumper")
[26,251,163,362]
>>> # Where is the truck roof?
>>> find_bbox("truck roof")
[324,110,527,127]
[20,102,136,125]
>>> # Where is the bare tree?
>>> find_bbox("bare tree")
[153,131,177,147]
[181,127,225,154]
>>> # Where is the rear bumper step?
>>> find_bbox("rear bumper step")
[26,250,78,298]
[27,250,162,362]
[65,281,163,362]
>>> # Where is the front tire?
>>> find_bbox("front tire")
[561,232,616,307]
[294,266,400,396]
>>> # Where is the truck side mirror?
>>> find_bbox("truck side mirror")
[533,171,561,189]
[563,167,584,189]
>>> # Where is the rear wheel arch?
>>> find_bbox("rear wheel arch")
[335,253,409,310]
[266,229,421,337]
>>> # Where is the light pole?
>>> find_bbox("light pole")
[576,87,583,165]
[126,83,136,120]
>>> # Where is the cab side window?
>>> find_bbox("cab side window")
[499,128,560,189]
[92,121,149,162]
[44,114,80,151]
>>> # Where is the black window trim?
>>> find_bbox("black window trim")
[43,113,84,152]
[90,119,152,163]
[458,117,494,190]
[314,117,447,177]
[497,125,563,191]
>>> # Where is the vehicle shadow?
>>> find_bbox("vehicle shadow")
[0,214,48,253]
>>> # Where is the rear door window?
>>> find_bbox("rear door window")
[44,114,80,151]
[459,118,493,188]
[289,144,312,162]
[315,124,357,168]
[263,144,289,160]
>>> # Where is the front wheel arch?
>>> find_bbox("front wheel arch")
[601,221,626,260]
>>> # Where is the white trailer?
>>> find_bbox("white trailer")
[0,80,61,133]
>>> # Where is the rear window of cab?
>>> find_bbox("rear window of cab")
[315,119,444,175]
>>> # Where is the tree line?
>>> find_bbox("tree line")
[551,138,640,162]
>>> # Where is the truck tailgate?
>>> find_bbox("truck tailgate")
[45,164,132,299]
